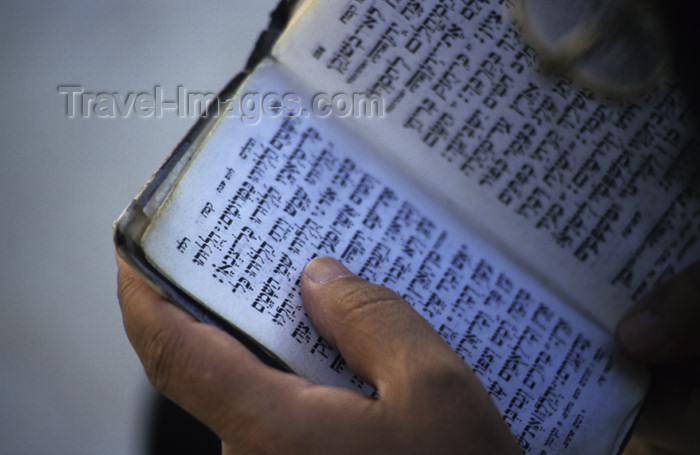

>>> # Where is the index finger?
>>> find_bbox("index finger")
[116,256,302,434]
[616,261,700,362]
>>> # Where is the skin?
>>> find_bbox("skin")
[117,253,700,454]
[116,254,522,454]
[617,261,700,455]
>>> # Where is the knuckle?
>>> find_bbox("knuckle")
[339,282,406,320]
[139,323,183,393]
[406,356,476,416]
[420,357,471,391]
[116,268,143,310]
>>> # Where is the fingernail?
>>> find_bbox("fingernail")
[303,256,354,284]
[617,309,670,356]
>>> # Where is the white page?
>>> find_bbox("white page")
[272,0,700,331]
[142,61,645,454]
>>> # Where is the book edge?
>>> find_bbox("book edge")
[112,0,301,372]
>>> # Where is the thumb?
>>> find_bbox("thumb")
[299,256,466,392]
[616,261,700,362]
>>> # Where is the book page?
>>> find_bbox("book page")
[142,62,645,454]
[272,0,700,331]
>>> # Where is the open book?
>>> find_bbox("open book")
[114,0,700,453]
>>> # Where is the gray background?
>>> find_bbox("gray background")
[0,1,277,453]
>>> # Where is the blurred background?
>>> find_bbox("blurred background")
[0,1,276,453]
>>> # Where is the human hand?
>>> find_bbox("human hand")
[616,261,700,454]
[117,255,521,454]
